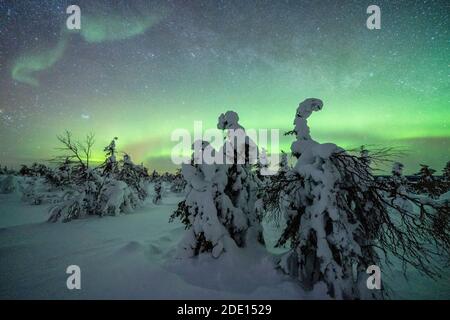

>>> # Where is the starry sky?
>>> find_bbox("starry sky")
[0,0,448,174]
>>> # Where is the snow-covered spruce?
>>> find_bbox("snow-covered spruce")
[443,161,450,193]
[388,162,413,212]
[149,170,160,182]
[101,137,119,175]
[45,158,73,188]
[20,176,62,205]
[171,111,265,258]
[18,163,50,177]
[255,148,270,181]
[413,164,441,198]
[170,141,234,258]
[0,175,18,194]
[48,169,102,222]
[217,111,265,247]
[273,99,381,299]
[279,151,290,174]
[118,153,148,201]
[265,99,450,299]
[153,180,162,204]
[170,169,186,193]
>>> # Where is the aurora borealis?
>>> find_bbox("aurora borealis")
[0,0,448,174]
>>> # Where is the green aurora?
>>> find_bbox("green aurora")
[0,0,448,174]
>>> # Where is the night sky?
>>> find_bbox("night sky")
[0,0,448,173]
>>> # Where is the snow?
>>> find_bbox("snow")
[0,193,50,228]
[0,183,302,299]
[0,181,448,299]
[0,175,18,194]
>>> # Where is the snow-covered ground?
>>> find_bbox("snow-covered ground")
[0,188,305,299]
[0,184,448,299]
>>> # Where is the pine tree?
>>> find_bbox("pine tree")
[414,164,439,198]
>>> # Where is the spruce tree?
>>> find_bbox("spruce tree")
[389,162,412,212]
[217,111,264,247]
[264,99,450,299]
[171,111,265,258]
[153,180,162,204]
[414,164,439,198]
[274,98,381,299]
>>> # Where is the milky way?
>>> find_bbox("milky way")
[0,0,448,173]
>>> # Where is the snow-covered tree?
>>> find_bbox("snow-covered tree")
[170,140,242,258]
[216,111,264,247]
[118,153,148,200]
[48,168,101,222]
[359,145,371,168]
[95,142,146,214]
[30,163,50,177]
[255,148,270,181]
[264,98,450,299]
[153,180,162,204]
[150,170,160,182]
[388,162,413,212]
[101,137,119,175]
[279,151,289,173]
[442,161,450,192]
[44,158,72,187]
[17,163,50,177]
[19,165,32,176]
[48,134,146,222]
[271,98,380,298]
[159,172,173,182]
[97,178,140,216]
[0,175,18,194]
[171,111,265,258]
[392,162,403,177]
[170,169,186,193]
[414,164,440,198]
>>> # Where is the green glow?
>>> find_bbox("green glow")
[2,2,448,174]
[80,12,164,43]
[26,88,447,174]
[11,7,166,86]
[11,37,67,86]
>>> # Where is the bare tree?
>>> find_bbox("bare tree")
[53,130,95,169]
